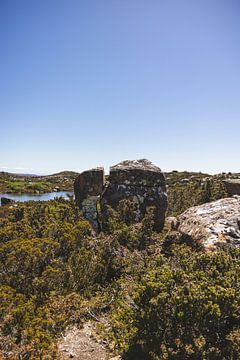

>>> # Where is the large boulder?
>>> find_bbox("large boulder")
[176,196,240,250]
[224,179,240,196]
[74,168,105,229]
[101,159,168,231]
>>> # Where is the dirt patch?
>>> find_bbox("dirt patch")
[58,322,120,360]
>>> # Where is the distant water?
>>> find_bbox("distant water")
[0,191,73,204]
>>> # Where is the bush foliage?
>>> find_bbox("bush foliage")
[0,194,239,359]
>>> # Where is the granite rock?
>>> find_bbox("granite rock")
[176,195,240,250]
[74,168,104,229]
[101,159,167,231]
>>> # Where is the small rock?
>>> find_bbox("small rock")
[1,197,14,206]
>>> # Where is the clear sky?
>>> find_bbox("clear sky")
[1,0,240,174]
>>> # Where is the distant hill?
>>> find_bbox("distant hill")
[0,170,79,193]
[48,171,79,178]
[0,171,39,178]
[0,171,79,178]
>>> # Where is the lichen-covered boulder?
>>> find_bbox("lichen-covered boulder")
[74,168,104,229]
[101,159,167,231]
[224,179,240,196]
[176,195,240,250]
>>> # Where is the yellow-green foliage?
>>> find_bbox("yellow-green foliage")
[0,198,129,357]
[0,171,77,194]
[0,197,239,359]
[167,178,228,216]
[109,246,240,359]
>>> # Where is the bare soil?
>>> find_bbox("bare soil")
[58,322,120,360]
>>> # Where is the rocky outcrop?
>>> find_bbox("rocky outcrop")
[176,196,240,250]
[1,197,14,206]
[101,159,168,231]
[224,179,240,196]
[74,160,168,232]
[74,168,104,229]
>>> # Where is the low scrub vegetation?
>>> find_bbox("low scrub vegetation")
[0,195,239,359]
[0,171,77,194]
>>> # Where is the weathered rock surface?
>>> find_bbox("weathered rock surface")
[74,160,168,232]
[74,168,104,229]
[176,196,240,250]
[101,159,167,231]
[224,179,240,196]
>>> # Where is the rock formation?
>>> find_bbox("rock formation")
[74,168,104,229]
[101,159,167,231]
[175,196,240,250]
[1,197,14,206]
[74,159,167,231]
[224,179,240,196]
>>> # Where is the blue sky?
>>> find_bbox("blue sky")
[1,0,240,174]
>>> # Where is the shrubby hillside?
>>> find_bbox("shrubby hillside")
[0,171,78,194]
[166,171,229,216]
[0,191,240,359]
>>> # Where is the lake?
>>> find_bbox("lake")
[0,191,73,204]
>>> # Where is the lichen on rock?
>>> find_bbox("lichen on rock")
[74,167,104,229]
[74,160,168,232]
[176,195,240,250]
[101,159,168,231]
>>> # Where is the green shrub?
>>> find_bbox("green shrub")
[109,246,240,360]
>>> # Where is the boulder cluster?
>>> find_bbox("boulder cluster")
[74,160,240,251]
[74,159,168,231]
